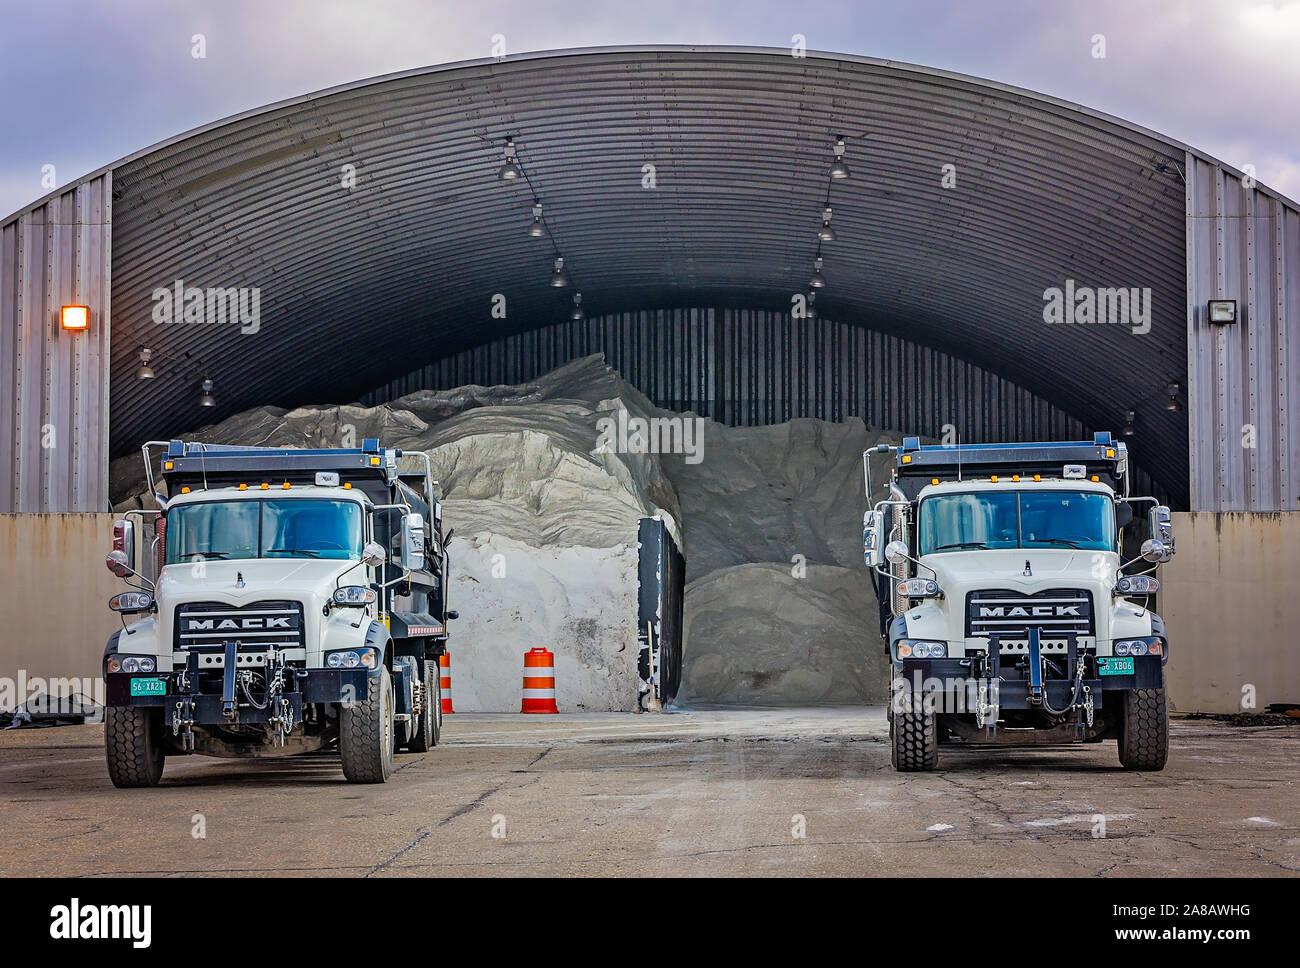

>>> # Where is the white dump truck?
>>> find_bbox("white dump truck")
[102,439,457,785]
[863,433,1174,771]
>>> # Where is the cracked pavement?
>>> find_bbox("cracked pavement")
[1,709,1295,876]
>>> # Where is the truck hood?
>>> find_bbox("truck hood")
[902,548,1150,651]
[156,557,369,652]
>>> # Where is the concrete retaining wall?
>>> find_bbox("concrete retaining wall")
[1161,511,1300,713]
[3,510,1297,715]
[3,514,121,688]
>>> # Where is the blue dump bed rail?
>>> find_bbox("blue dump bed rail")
[159,438,400,490]
[893,432,1126,500]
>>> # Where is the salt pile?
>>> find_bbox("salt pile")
[112,355,901,709]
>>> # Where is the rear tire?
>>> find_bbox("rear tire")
[1118,684,1168,771]
[340,670,394,783]
[105,706,166,788]
[891,695,939,772]
[406,659,441,752]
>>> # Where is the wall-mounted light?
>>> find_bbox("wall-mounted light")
[136,348,155,380]
[550,256,568,288]
[818,206,836,242]
[829,137,850,180]
[809,256,826,288]
[60,305,90,332]
[528,201,544,237]
[497,138,521,181]
[1123,409,1137,437]
[1207,299,1237,324]
[200,378,216,407]
[1164,382,1180,412]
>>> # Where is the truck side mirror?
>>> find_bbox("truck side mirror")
[884,540,910,565]
[361,541,387,568]
[863,509,886,567]
[399,513,426,572]
[1146,505,1175,560]
[112,519,136,571]
[1140,538,1167,563]
[105,549,133,578]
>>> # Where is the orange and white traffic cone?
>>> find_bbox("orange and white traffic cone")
[439,651,455,714]
[521,648,558,714]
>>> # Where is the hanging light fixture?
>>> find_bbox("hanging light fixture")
[809,256,826,289]
[805,290,818,320]
[497,138,521,181]
[136,348,155,380]
[200,377,216,407]
[570,292,585,320]
[550,256,568,287]
[1165,382,1180,412]
[829,137,849,180]
[528,201,544,237]
[818,206,836,242]
[1123,409,1137,436]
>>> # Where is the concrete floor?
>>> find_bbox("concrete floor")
[1,708,1296,876]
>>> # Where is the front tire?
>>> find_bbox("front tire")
[105,706,166,788]
[406,659,441,752]
[891,694,939,772]
[1118,684,1168,771]
[340,669,394,783]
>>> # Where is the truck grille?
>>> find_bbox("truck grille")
[965,589,1093,637]
[174,600,305,650]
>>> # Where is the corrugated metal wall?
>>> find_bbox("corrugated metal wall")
[363,307,1162,498]
[0,175,113,512]
[1186,155,1300,511]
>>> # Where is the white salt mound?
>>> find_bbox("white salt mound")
[111,354,901,709]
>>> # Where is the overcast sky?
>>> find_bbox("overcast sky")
[2,0,1298,218]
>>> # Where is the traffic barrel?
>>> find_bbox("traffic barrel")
[521,648,558,714]
[439,651,455,714]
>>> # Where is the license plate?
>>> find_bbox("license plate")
[129,677,167,697]
[1098,657,1134,676]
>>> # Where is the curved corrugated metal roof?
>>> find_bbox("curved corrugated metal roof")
[10,46,1242,494]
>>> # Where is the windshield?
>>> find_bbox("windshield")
[165,500,364,563]
[918,490,1116,555]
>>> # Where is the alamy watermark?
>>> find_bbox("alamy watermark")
[151,279,261,334]
[595,410,704,464]
[1042,279,1150,335]
[892,671,1000,715]
[1,671,103,723]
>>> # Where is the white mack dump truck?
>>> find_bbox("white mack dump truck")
[863,433,1175,772]
[102,439,457,786]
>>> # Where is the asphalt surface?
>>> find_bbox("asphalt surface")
[1,708,1296,876]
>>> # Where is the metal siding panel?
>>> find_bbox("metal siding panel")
[1185,155,1299,510]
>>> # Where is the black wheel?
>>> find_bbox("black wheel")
[105,706,166,788]
[340,669,394,783]
[406,659,441,752]
[1118,684,1168,771]
[891,693,939,772]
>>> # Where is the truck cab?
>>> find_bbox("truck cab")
[864,433,1173,772]
[102,439,455,786]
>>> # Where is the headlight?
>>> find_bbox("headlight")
[896,578,942,599]
[109,591,154,613]
[1115,575,1160,595]
[332,585,377,606]
[326,647,378,669]
[108,655,156,674]
[1114,637,1160,657]
[897,639,948,659]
